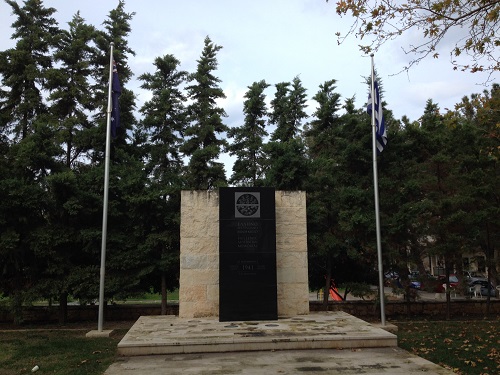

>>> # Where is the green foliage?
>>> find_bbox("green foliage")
[0,0,60,140]
[265,76,309,190]
[0,1,498,320]
[340,282,373,300]
[227,80,270,186]
[182,36,228,190]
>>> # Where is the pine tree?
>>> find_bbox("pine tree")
[227,80,270,186]
[0,0,62,322]
[305,80,344,302]
[70,1,148,304]
[137,54,188,313]
[265,76,309,190]
[181,36,228,190]
[138,54,188,179]
[47,12,98,167]
[90,0,136,149]
[23,12,101,321]
[0,0,60,140]
[270,76,308,142]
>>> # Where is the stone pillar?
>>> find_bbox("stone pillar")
[179,190,309,318]
[275,191,309,316]
[179,191,220,318]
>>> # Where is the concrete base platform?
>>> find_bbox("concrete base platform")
[105,347,455,375]
[86,329,113,338]
[117,312,397,356]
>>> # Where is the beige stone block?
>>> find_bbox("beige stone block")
[277,266,308,284]
[277,282,296,298]
[276,252,308,269]
[275,207,307,222]
[180,254,219,270]
[276,236,307,252]
[180,237,218,255]
[206,284,220,303]
[179,301,194,318]
[277,283,309,316]
[185,217,218,239]
[182,190,219,208]
[276,223,307,236]
[192,302,218,318]
[180,285,206,303]
[193,190,219,207]
[275,191,306,208]
[278,298,309,317]
[277,282,309,300]
[181,269,219,287]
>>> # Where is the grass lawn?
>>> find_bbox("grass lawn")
[122,288,179,302]
[0,327,129,375]
[397,319,500,375]
[1,318,499,374]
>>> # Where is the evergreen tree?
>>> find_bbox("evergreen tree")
[47,12,98,167]
[305,80,347,302]
[378,112,434,301]
[27,12,100,321]
[0,0,62,322]
[227,80,270,186]
[449,86,500,306]
[412,100,470,315]
[137,54,188,313]
[90,0,136,151]
[181,36,228,190]
[270,76,307,142]
[69,1,148,304]
[0,120,60,322]
[265,77,309,190]
[0,0,60,140]
[269,82,290,141]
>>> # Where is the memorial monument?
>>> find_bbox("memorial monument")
[179,189,309,320]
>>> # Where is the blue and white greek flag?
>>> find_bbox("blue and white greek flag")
[367,80,387,153]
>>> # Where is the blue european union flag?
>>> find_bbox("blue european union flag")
[111,60,121,137]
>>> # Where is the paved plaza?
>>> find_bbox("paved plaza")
[103,311,455,375]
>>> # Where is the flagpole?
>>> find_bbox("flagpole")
[98,42,114,332]
[370,54,386,326]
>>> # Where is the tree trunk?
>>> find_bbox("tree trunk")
[161,272,167,315]
[323,258,332,310]
[484,223,495,317]
[59,292,68,324]
[445,264,451,320]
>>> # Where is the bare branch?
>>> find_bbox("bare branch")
[333,0,500,74]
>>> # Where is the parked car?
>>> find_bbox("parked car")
[408,272,421,290]
[464,271,487,283]
[435,274,459,293]
[384,271,399,280]
[468,280,496,297]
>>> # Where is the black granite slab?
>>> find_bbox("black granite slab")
[219,187,277,321]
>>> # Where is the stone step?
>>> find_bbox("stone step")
[117,312,397,356]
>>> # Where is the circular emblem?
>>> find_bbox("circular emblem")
[236,193,259,216]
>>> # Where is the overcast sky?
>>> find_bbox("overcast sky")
[0,0,497,134]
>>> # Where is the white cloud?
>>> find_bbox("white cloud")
[0,0,496,144]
